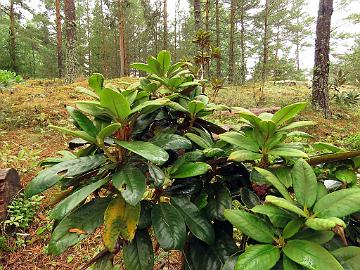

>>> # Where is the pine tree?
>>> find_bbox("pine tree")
[64,0,77,83]
[55,0,63,78]
[312,0,334,118]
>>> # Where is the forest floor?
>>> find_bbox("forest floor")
[0,79,359,270]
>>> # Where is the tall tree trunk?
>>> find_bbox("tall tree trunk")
[9,0,17,72]
[261,0,270,86]
[174,0,180,61]
[100,0,109,77]
[118,0,127,76]
[64,0,77,84]
[194,0,201,31]
[228,0,236,84]
[295,17,300,72]
[239,0,246,84]
[215,0,221,77]
[55,0,63,78]
[86,0,91,75]
[163,0,168,50]
[205,0,209,32]
[312,0,333,118]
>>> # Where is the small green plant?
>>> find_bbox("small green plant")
[225,158,360,269]
[219,102,314,167]
[0,69,22,90]
[4,194,43,229]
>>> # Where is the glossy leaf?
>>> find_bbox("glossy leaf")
[50,125,96,143]
[224,210,274,243]
[97,123,121,142]
[112,166,146,206]
[332,246,360,270]
[151,203,186,250]
[335,169,357,184]
[292,159,317,208]
[100,88,131,120]
[283,240,343,270]
[103,196,141,252]
[188,100,206,116]
[50,177,109,220]
[266,196,306,217]
[206,185,232,221]
[171,196,215,245]
[269,147,308,158]
[219,131,259,152]
[171,162,212,178]
[157,50,171,73]
[279,121,315,131]
[25,155,106,197]
[185,132,212,149]
[252,204,293,228]
[228,150,262,162]
[255,168,293,202]
[148,163,165,188]
[151,133,192,150]
[283,219,303,239]
[292,229,334,244]
[123,230,154,270]
[48,198,110,255]
[283,255,304,270]
[117,141,169,165]
[313,188,360,218]
[67,106,98,138]
[271,102,307,125]
[88,73,104,94]
[235,244,280,270]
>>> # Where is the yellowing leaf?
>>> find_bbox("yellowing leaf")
[103,196,140,252]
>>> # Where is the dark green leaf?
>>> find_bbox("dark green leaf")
[151,203,186,250]
[235,244,280,270]
[113,166,146,206]
[283,219,304,239]
[25,155,106,197]
[67,106,98,138]
[283,240,343,270]
[171,196,215,245]
[50,178,109,220]
[150,133,192,150]
[206,184,232,221]
[313,188,360,218]
[100,88,130,120]
[224,210,274,243]
[123,230,154,270]
[117,141,169,165]
[171,162,211,178]
[332,246,360,270]
[292,159,317,208]
[48,198,110,255]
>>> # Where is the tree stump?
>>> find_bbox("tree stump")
[0,169,21,221]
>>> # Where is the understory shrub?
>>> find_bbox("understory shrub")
[25,51,360,270]
[0,70,22,90]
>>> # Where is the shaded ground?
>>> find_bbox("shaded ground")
[0,79,359,269]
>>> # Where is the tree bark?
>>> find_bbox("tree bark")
[261,0,269,86]
[239,0,246,84]
[86,0,91,75]
[194,0,201,31]
[55,0,63,78]
[312,0,333,118]
[118,0,127,76]
[9,0,17,72]
[215,0,221,77]
[228,0,236,84]
[205,0,209,32]
[163,0,168,50]
[64,0,77,84]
